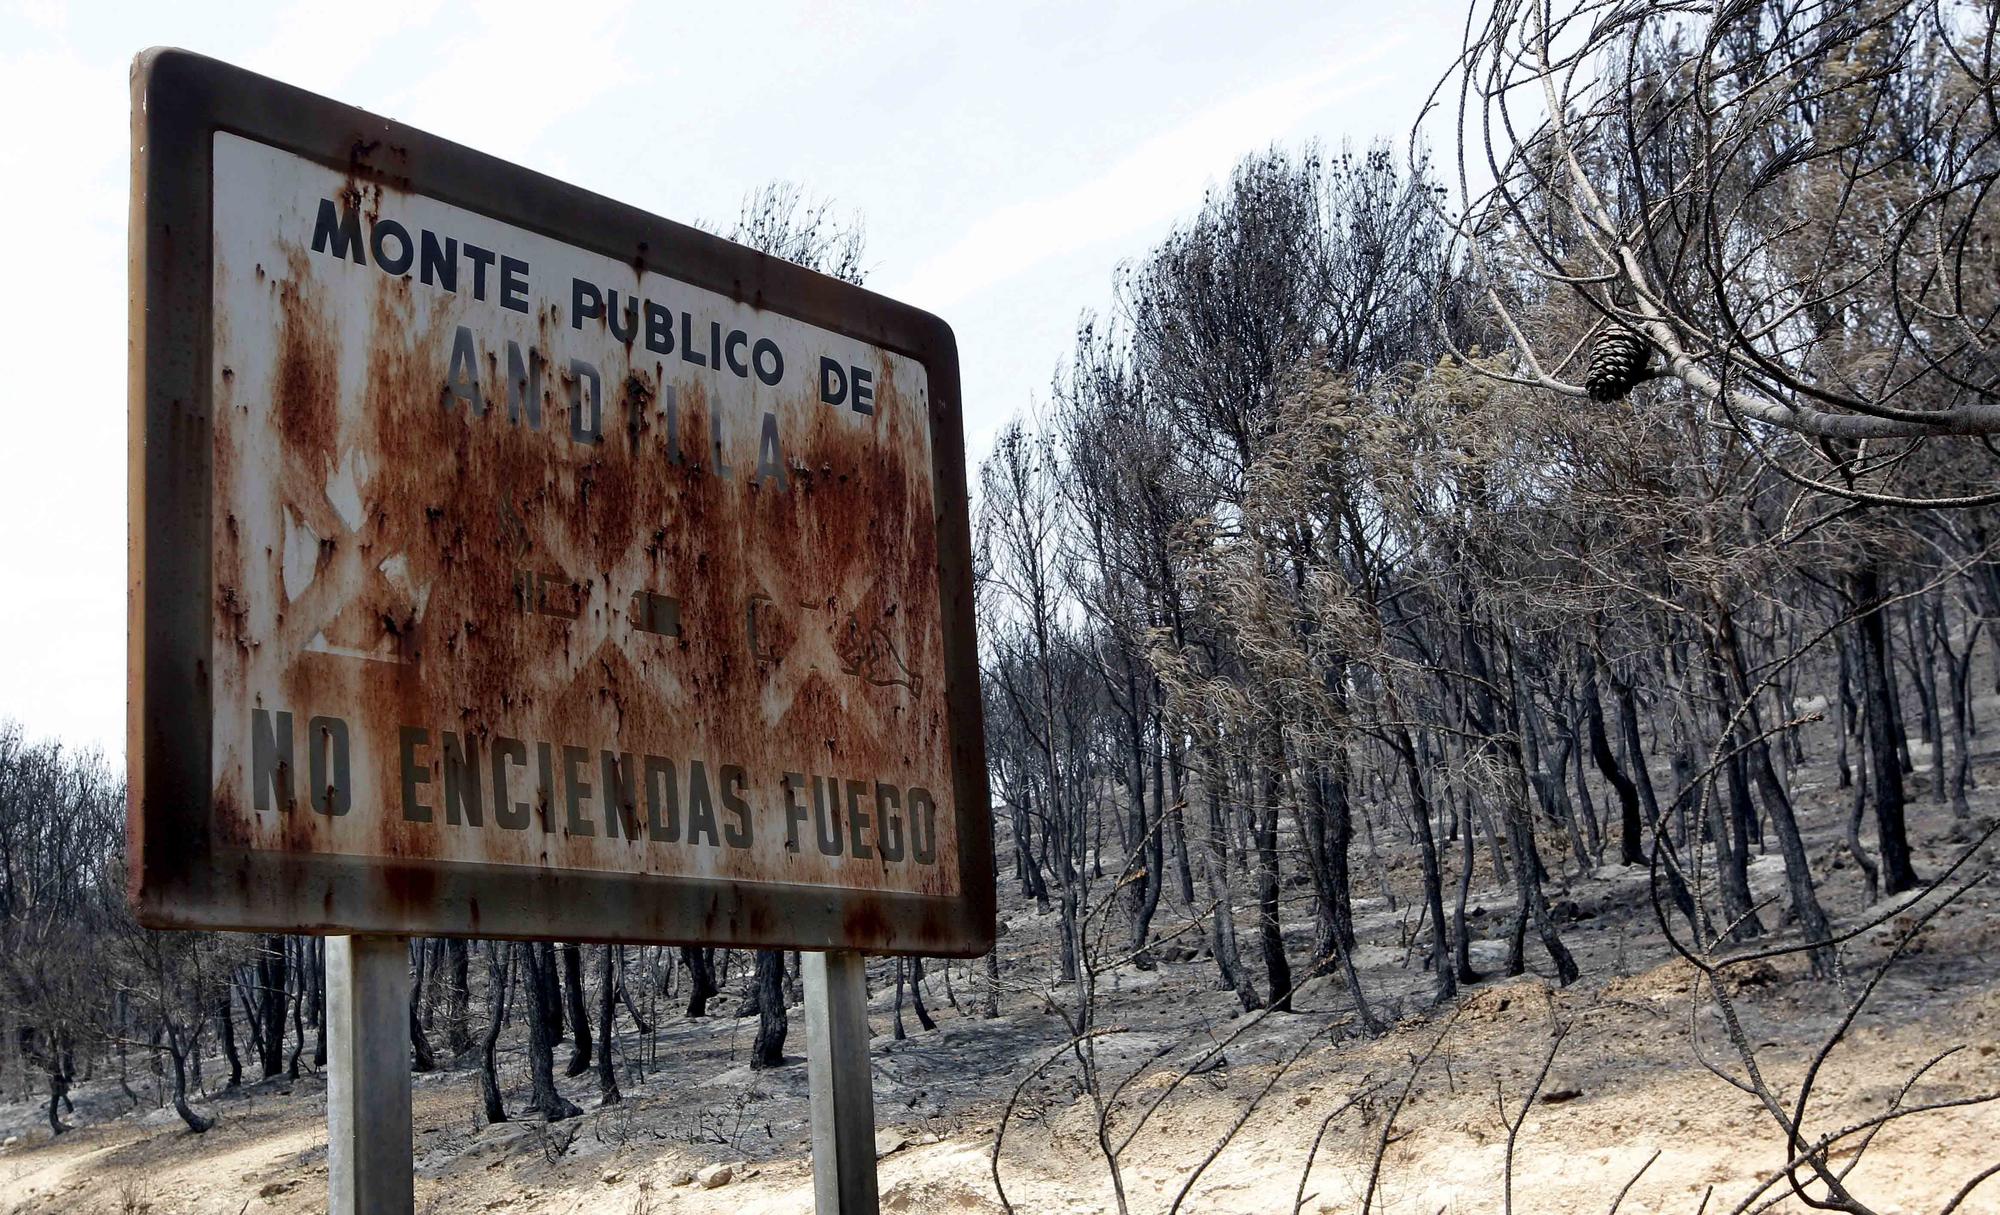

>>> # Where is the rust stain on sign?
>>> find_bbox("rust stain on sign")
[209,134,957,898]
[131,48,988,954]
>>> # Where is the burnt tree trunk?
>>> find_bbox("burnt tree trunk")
[288,937,307,1078]
[256,934,287,1080]
[1481,628,1577,985]
[215,990,242,1089]
[595,946,621,1105]
[1120,694,1162,967]
[408,940,435,1073]
[891,958,908,1040]
[1202,742,1259,1011]
[1254,734,1293,1012]
[163,1025,214,1134]
[444,939,473,1057]
[615,948,653,1033]
[520,943,580,1121]
[312,938,327,1068]
[1583,658,1642,866]
[908,957,937,1032]
[1712,750,1765,940]
[1854,568,1921,894]
[1165,740,1196,906]
[534,942,563,1044]
[1847,742,1882,903]
[560,942,591,1077]
[680,947,718,1017]
[1717,615,1834,976]
[479,943,508,1124]
[750,949,787,1068]
[1393,722,1454,1005]
[983,946,1000,1019]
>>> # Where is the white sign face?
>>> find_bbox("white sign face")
[204,131,961,900]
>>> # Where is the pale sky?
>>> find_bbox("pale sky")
[0,0,1460,754]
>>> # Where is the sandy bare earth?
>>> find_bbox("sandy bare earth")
[4,764,1997,1213]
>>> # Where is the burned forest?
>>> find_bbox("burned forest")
[6,0,2000,1211]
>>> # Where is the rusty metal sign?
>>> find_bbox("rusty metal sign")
[128,50,992,954]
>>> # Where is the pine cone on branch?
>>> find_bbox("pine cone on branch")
[1585,327,1653,401]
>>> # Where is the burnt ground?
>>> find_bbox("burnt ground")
[3,710,1999,1214]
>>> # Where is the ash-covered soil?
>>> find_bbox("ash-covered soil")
[4,723,1997,1214]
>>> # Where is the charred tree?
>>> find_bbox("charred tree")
[680,947,718,1017]
[255,934,287,1080]
[479,942,507,1124]
[595,946,621,1105]
[559,942,591,1076]
[749,949,787,1069]
[519,943,580,1122]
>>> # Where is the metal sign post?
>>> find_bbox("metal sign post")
[325,936,414,1215]
[804,951,879,1213]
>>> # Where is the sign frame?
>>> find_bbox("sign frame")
[129,48,993,957]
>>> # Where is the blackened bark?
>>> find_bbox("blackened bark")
[1885,614,1915,776]
[1480,628,1577,985]
[1585,666,1643,865]
[1717,617,1834,975]
[750,949,787,1068]
[1726,747,1764,897]
[1201,746,1259,1010]
[1568,711,1603,862]
[479,943,507,1124]
[908,957,937,1031]
[534,942,563,1044]
[409,940,436,1073]
[408,1006,435,1073]
[1854,568,1921,893]
[1836,638,1858,789]
[1517,682,1589,875]
[1322,754,1358,954]
[595,946,621,1105]
[288,937,306,1078]
[1613,674,1662,837]
[312,938,327,1068]
[1710,752,1765,940]
[216,989,242,1088]
[1505,798,1578,985]
[560,942,591,1076]
[444,939,473,1057]
[1910,601,1947,802]
[1742,741,1834,974]
[615,948,654,1033]
[164,1028,214,1133]
[1847,741,1881,903]
[1940,602,1977,818]
[1454,795,1480,985]
[680,947,718,1017]
[1165,742,1196,906]
[1394,724,1454,1005]
[892,958,908,1040]
[1297,757,1338,964]
[36,1029,70,1134]
[1013,795,1051,911]
[256,934,287,1079]
[1255,744,1293,1012]
[1123,705,1165,967]
[521,944,580,1121]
